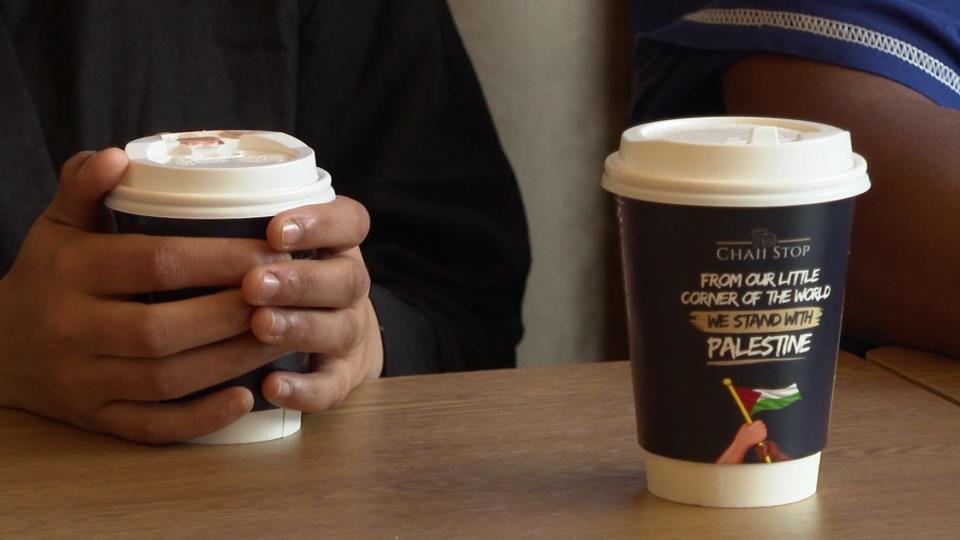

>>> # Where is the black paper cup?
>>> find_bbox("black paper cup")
[602,118,870,507]
[106,130,335,444]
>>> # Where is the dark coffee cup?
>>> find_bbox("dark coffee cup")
[106,130,335,444]
[602,118,870,507]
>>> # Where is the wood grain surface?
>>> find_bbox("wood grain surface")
[2,352,959,539]
[867,346,960,406]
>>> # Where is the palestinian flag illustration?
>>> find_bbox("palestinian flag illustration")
[732,383,802,415]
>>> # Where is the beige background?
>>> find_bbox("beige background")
[448,0,632,366]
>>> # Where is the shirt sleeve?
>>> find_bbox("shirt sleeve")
[632,0,960,121]
[295,0,531,375]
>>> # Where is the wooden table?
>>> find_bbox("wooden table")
[3,352,960,539]
[868,346,960,405]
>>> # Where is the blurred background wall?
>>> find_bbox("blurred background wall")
[447,0,633,367]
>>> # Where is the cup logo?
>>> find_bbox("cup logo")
[751,228,778,249]
[716,229,811,262]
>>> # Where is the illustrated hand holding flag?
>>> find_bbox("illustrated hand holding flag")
[722,379,802,464]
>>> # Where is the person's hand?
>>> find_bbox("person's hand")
[0,150,288,443]
[241,197,384,413]
[755,439,790,462]
[716,420,769,464]
[734,420,768,449]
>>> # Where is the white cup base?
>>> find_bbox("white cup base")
[644,450,820,508]
[188,409,302,445]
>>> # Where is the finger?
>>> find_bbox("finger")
[267,196,370,252]
[242,256,370,308]
[63,233,288,294]
[71,290,253,358]
[96,386,253,445]
[97,334,287,402]
[46,149,128,231]
[262,358,354,412]
[250,306,366,355]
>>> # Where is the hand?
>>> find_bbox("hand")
[716,420,768,464]
[755,440,790,463]
[734,420,768,449]
[241,196,384,412]
[0,150,288,443]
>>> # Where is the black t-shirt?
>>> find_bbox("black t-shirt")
[0,0,530,375]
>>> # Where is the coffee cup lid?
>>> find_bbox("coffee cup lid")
[602,117,870,207]
[106,130,335,219]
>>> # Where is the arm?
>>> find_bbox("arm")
[723,54,960,357]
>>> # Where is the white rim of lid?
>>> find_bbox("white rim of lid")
[602,117,870,207]
[106,130,335,219]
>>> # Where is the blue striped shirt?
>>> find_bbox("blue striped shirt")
[631,1,960,122]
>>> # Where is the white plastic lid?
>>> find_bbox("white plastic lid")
[106,130,336,219]
[602,117,870,207]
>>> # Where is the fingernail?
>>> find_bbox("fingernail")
[269,310,290,338]
[263,252,293,264]
[275,380,291,399]
[79,150,97,167]
[281,221,303,248]
[74,151,98,178]
[229,398,251,417]
[259,272,280,303]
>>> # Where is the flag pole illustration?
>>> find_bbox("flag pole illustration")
[722,378,803,464]
[723,378,772,463]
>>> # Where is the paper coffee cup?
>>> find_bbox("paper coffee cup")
[602,117,870,507]
[106,130,336,444]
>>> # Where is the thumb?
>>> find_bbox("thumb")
[46,148,129,230]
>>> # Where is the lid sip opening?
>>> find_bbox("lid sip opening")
[105,130,336,219]
[151,130,296,167]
